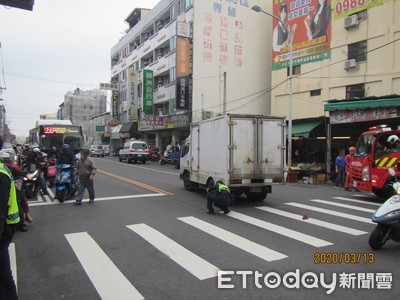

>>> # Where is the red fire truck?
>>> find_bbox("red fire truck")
[351,125,400,198]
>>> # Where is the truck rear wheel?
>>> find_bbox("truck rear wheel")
[245,187,267,201]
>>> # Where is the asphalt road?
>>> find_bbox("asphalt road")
[11,156,399,300]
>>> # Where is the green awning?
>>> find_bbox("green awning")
[324,97,400,111]
[290,121,321,138]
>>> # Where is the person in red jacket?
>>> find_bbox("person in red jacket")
[344,146,359,191]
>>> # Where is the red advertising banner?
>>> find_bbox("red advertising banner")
[272,0,332,70]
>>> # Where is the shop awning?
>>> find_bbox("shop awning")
[110,124,123,140]
[290,121,322,138]
[119,122,133,133]
[324,96,400,111]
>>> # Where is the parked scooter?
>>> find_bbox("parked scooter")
[23,168,40,199]
[149,147,160,162]
[55,163,77,203]
[369,167,400,249]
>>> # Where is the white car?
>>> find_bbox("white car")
[119,139,149,164]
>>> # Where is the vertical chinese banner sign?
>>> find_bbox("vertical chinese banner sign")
[176,36,190,109]
[143,69,154,115]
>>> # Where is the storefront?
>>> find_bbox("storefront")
[110,124,123,155]
[324,95,400,178]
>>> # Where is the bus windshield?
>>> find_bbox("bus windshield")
[39,125,83,151]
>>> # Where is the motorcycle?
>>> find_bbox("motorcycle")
[23,169,40,199]
[159,147,180,168]
[43,159,57,188]
[55,163,78,203]
[369,167,400,249]
[149,147,161,162]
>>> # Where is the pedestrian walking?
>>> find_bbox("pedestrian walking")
[335,149,346,188]
[0,136,20,300]
[206,180,233,214]
[72,148,96,205]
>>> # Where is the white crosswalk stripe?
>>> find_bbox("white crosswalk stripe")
[255,206,368,236]
[178,216,287,262]
[9,243,17,292]
[310,199,376,213]
[226,211,333,247]
[127,223,220,280]
[333,197,381,206]
[65,232,144,300]
[16,193,378,297]
[286,202,374,224]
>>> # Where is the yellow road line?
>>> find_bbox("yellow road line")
[97,169,174,196]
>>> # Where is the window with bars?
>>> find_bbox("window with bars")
[346,83,365,99]
[348,41,367,62]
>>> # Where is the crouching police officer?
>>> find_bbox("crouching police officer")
[206,180,233,215]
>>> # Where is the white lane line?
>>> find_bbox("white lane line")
[311,199,376,213]
[127,223,220,280]
[65,232,144,300]
[256,207,367,236]
[286,202,374,224]
[29,193,164,206]
[178,216,287,262]
[333,197,381,206]
[9,243,17,292]
[227,211,332,247]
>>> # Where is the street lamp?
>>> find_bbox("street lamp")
[251,5,293,167]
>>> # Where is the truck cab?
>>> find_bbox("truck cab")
[352,125,400,198]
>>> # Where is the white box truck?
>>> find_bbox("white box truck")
[179,114,285,201]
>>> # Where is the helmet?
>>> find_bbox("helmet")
[387,135,399,145]
[62,144,69,149]
[33,148,41,153]
[52,147,56,151]
[349,146,356,151]
[0,150,10,161]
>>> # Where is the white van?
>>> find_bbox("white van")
[118,139,149,164]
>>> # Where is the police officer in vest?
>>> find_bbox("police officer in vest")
[206,180,233,215]
[0,136,20,299]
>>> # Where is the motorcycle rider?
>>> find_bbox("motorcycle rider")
[206,180,234,215]
[59,143,77,181]
[27,147,50,196]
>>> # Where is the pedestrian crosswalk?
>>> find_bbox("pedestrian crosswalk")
[13,194,381,298]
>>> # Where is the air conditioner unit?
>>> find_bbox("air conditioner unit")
[203,111,213,119]
[143,61,149,67]
[344,59,357,70]
[344,15,359,29]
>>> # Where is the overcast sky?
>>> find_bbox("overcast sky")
[0,0,160,139]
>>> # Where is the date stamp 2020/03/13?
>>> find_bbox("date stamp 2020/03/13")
[314,252,375,264]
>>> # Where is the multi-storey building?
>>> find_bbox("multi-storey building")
[62,88,107,144]
[110,0,275,151]
[269,0,400,170]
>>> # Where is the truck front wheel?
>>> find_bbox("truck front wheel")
[373,179,396,199]
[183,172,194,191]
